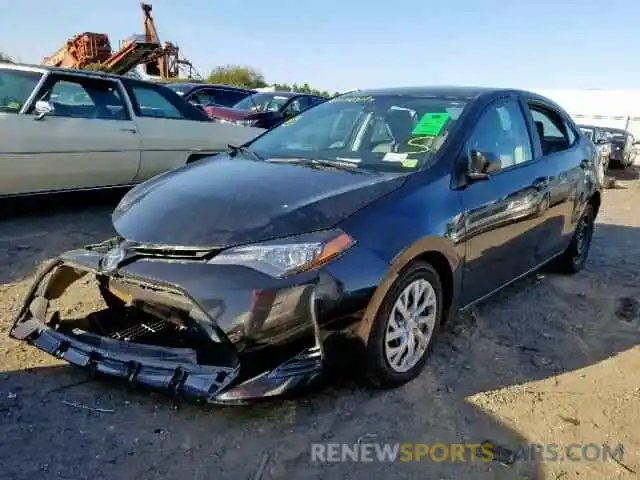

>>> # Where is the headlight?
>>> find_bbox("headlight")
[208,229,355,277]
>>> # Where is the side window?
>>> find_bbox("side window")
[297,96,314,111]
[217,89,252,107]
[283,98,304,117]
[565,122,577,145]
[466,100,533,172]
[190,90,216,106]
[131,85,186,119]
[0,69,42,113]
[528,106,571,155]
[39,77,128,120]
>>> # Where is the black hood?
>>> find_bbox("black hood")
[112,155,406,248]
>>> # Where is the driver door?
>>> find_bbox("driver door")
[458,97,549,305]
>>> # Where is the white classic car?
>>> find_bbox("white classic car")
[0,63,265,197]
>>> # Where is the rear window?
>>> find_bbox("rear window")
[0,68,42,113]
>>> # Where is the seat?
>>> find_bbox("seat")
[371,109,415,153]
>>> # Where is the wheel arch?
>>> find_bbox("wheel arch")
[355,236,463,347]
[589,190,601,217]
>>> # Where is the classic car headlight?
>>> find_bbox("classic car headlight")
[208,229,355,277]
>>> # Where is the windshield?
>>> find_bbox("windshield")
[233,93,292,112]
[0,68,42,113]
[245,93,467,173]
[580,128,594,141]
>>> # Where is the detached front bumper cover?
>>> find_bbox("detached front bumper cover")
[9,254,325,405]
[11,317,238,399]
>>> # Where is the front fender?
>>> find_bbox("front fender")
[354,235,463,347]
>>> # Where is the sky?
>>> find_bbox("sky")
[1,0,639,92]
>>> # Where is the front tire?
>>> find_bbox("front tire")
[363,262,443,388]
[555,204,595,274]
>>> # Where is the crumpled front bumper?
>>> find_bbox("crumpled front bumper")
[11,317,238,399]
[9,252,325,405]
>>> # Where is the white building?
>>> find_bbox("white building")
[528,88,640,137]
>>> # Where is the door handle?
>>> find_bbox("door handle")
[532,177,549,190]
[120,127,137,134]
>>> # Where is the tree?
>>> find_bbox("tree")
[207,65,267,89]
[270,81,333,98]
[0,51,13,63]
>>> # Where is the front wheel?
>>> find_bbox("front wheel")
[555,204,595,274]
[363,262,443,388]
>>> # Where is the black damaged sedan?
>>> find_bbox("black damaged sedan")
[11,87,602,404]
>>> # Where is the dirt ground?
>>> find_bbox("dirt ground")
[1,170,639,480]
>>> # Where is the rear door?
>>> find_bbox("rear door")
[124,82,263,181]
[458,97,551,305]
[0,72,140,195]
[521,99,584,261]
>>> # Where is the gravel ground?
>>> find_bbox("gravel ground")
[1,172,639,480]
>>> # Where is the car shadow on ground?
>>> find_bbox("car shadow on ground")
[1,223,638,479]
[606,165,640,185]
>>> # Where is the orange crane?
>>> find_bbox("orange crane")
[41,3,200,79]
[138,3,200,79]
[42,33,113,69]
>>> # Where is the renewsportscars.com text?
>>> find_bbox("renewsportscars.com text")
[310,442,625,463]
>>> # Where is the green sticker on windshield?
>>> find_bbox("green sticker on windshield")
[412,113,450,136]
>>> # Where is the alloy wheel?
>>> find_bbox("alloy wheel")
[384,278,438,373]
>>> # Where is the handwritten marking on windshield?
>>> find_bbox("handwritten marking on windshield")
[329,95,375,104]
[406,136,435,154]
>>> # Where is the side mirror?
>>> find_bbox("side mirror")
[467,150,500,181]
[34,100,54,120]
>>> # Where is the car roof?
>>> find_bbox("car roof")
[166,82,255,92]
[255,91,306,98]
[347,85,551,102]
[0,61,165,84]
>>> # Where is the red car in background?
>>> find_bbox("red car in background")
[205,91,326,130]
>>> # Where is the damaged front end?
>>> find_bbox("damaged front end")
[9,242,325,405]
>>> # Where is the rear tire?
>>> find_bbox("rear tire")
[362,262,442,389]
[555,204,595,274]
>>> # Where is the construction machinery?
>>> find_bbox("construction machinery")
[42,3,200,79]
[42,33,112,69]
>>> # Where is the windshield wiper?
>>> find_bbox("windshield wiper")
[228,144,264,161]
[310,158,370,174]
[267,157,369,174]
